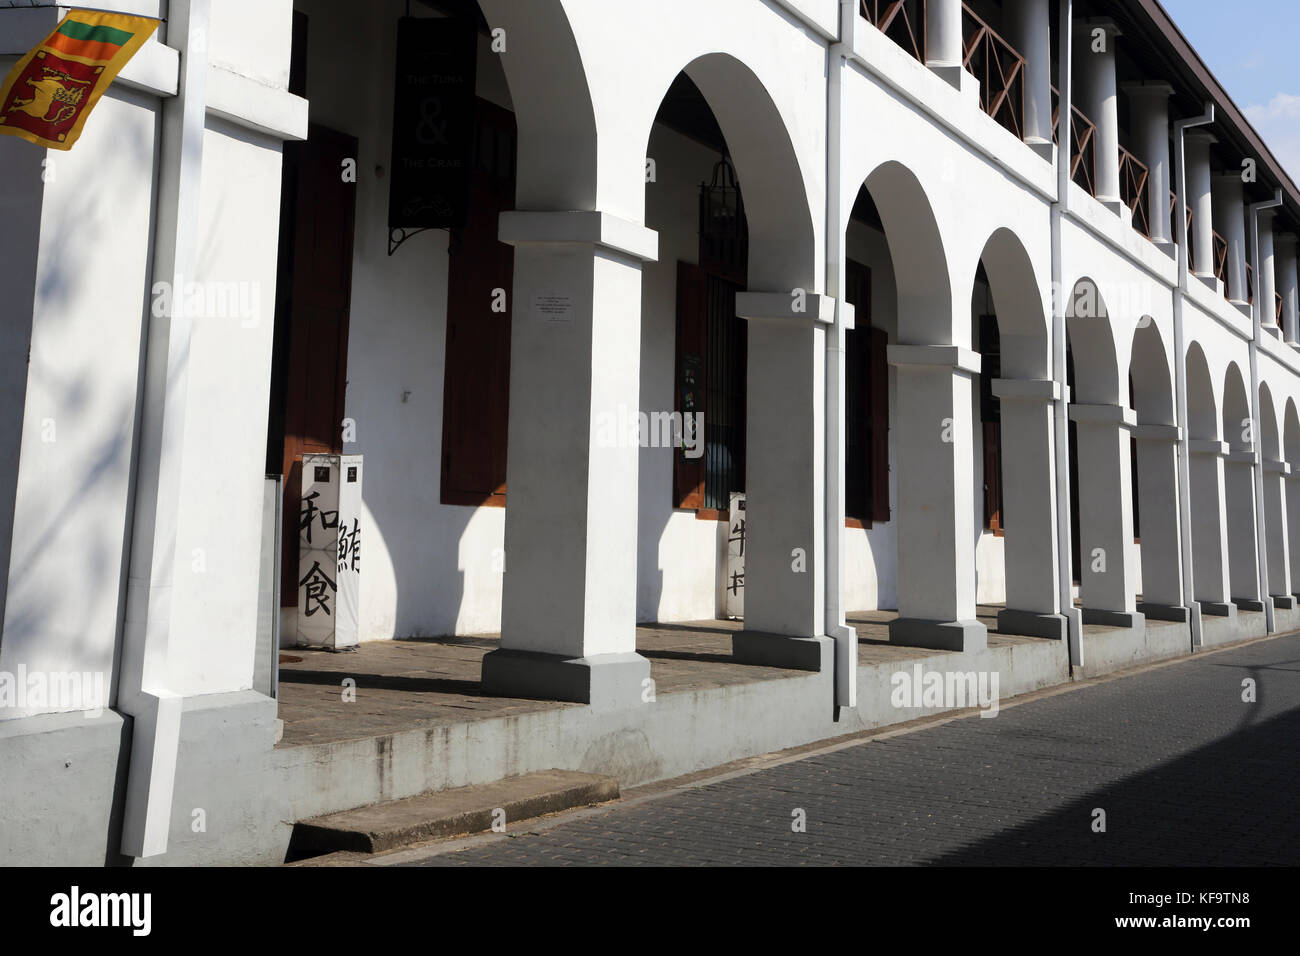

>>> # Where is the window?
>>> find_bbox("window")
[440,99,516,507]
[844,260,889,526]
[979,313,1004,534]
[674,262,747,514]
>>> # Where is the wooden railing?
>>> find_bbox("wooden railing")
[1213,231,1229,295]
[1119,145,1150,238]
[1051,86,1097,196]
[860,0,926,62]
[961,3,1025,139]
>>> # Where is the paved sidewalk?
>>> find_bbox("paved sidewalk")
[401,634,1300,866]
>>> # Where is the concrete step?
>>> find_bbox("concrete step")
[288,769,619,858]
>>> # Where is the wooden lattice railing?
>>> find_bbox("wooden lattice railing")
[1119,145,1150,238]
[860,0,926,62]
[961,3,1024,139]
[1051,85,1096,196]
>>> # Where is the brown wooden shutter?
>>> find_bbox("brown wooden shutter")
[983,422,1003,532]
[869,326,890,523]
[441,99,516,507]
[674,261,708,510]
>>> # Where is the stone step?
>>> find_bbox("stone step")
[289,769,619,858]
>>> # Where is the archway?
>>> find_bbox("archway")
[1128,320,1183,616]
[972,229,1063,639]
[635,53,822,671]
[1258,384,1291,603]
[1065,278,1138,626]
[1184,343,1231,610]
[1221,363,1260,609]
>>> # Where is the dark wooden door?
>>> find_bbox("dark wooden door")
[279,123,358,605]
[440,98,516,506]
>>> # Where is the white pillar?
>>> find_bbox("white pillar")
[1005,0,1053,158]
[1259,210,1278,332]
[1069,403,1141,625]
[1186,132,1218,281]
[887,346,987,651]
[1123,81,1174,245]
[1287,469,1300,597]
[993,379,1067,638]
[1213,173,1249,305]
[1263,459,1292,602]
[732,294,833,671]
[1188,440,1234,614]
[1275,232,1299,344]
[1133,425,1186,618]
[926,0,976,95]
[482,211,657,708]
[1074,19,1122,210]
[1224,450,1262,605]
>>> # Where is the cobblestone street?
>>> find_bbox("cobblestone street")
[403,635,1300,866]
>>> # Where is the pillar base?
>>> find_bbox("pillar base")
[928,64,978,98]
[1025,137,1054,162]
[731,632,831,672]
[1199,601,1236,618]
[888,618,988,652]
[1272,594,1296,609]
[1081,608,1145,629]
[1233,598,1265,612]
[1137,602,1191,623]
[997,609,1068,641]
[481,649,650,709]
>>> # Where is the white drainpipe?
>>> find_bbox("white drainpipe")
[1052,0,1084,665]
[1249,188,1284,632]
[117,0,211,858]
[1172,103,1216,649]
[824,0,858,709]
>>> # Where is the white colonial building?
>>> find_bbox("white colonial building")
[3,0,1299,865]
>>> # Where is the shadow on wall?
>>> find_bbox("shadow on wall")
[1,91,159,716]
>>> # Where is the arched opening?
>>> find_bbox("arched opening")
[1222,363,1260,608]
[1128,320,1180,612]
[1064,278,1138,626]
[1185,342,1230,610]
[1285,399,1300,599]
[1258,384,1291,602]
[839,161,985,651]
[636,52,819,664]
[970,228,1061,639]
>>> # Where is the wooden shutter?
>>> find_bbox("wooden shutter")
[983,422,1003,533]
[843,260,871,525]
[868,326,890,523]
[441,99,516,507]
[674,261,708,509]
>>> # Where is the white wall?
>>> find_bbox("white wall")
[0,87,160,716]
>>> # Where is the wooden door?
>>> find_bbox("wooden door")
[279,123,359,605]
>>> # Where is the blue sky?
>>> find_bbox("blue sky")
[1160,0,1300,182]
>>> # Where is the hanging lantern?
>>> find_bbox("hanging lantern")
[699,156,748,282]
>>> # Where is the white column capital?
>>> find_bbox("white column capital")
[887,344,982,375]
[1133,424,1183,443]
[991,378,1061,402]
[736,292,835,326]
[1068,403,1137,428]
[498,211,659,263]
[1189,438,1230,457]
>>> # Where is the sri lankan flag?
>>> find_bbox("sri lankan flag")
[0,10,159,150]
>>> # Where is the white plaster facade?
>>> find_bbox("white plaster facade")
[3,0,1300,863]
